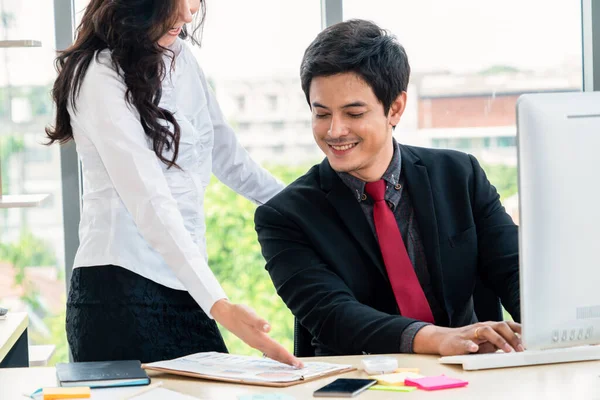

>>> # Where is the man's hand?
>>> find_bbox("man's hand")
[413,321,524,356]
[210,299,304,368]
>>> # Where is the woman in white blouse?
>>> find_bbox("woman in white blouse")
[45,0,301,367]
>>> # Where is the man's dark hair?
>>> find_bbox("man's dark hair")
[300,19,410,114]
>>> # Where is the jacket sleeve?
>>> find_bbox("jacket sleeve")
[255,203,420,355]
[469,155,521,322]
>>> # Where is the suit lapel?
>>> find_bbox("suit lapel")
[400,146,449,318]
[319,160,389,282]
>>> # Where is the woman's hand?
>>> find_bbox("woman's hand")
[211,299,304,368]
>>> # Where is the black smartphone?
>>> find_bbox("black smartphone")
[313,378,377,398]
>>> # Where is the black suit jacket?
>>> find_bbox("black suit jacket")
[255,145,520,356]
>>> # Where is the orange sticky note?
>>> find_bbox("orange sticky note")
[43,386,91,399]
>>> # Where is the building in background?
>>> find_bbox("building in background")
[216,65,580,167]
[215,76,321,165]
[412,65,581,166]
[1,65,580,260]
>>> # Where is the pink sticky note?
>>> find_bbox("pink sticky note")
[404,375,468,390]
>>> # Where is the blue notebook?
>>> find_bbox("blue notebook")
[56,360,150,388]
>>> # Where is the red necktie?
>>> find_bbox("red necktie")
[365,179,434,323]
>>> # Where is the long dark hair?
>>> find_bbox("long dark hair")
[45,0,206,168]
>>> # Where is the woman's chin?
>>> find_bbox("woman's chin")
[158,37,177,48]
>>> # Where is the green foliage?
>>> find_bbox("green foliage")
[0,230,57,311]
[205,162,517,355]
[36,163,309,364]
[0,135,25,193]
[0,230,65,365]
[204,165,310,355]
[0,84,53,119]
[480,163,518,200]
[23,85,53,116]
[0,87,7,117]
[26,303,69,365]
[1,157,515,363]
[0,230,57,273]
[44,306,70,365]
[478,65,520,75]
[26,164,312,363]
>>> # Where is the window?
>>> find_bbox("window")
[497,136,517,148]
[343,0,582,220]
[31,0,588,360]
[432,138,449,148]
[454,138,473,149]
[0,0,67,365]
[236,95,246,112]
[188,0,324,355]
[195,1,322,166]
[271,121,284,131]
[267,94,278,110]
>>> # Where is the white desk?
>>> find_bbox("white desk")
[0,312,29,368]
[3,354,600,399]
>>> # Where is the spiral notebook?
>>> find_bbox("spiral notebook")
[142,352,354,388]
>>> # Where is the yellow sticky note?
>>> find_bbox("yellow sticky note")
[369,372,424,386]
[394,368,420,373]
[43,386,91,399]
[369,385,417,392]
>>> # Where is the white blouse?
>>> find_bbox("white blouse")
[69,39,283,317]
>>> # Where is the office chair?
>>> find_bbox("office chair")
[294,317,316,357]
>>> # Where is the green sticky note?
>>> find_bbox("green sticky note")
[369,385,417,392]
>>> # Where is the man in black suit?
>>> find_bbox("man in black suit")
[255,19,522,357]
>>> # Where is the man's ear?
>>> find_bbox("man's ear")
[388,91,407,127]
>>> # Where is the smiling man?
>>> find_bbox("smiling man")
[254,19,522,357]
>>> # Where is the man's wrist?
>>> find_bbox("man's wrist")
[400,322,430,354]
[412,325,450,354]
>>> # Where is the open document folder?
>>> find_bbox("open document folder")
[142,352,354,387]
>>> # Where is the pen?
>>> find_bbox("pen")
[122,381,163,399]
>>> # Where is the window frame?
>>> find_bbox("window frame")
[56,0,600,320]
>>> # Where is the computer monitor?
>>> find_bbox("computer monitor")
[517,91,600,351]
[439,91,600,369]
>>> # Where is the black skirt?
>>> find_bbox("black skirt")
[66,265,228,363]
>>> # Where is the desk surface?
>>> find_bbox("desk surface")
[0,312,27,363]
[3,354,600,399]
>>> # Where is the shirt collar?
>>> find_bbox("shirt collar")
[337,138,402,201]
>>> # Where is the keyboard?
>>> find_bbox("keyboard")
[439,345,600,370]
